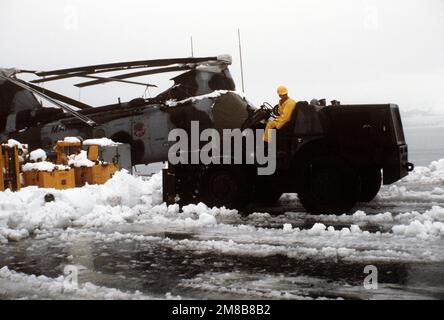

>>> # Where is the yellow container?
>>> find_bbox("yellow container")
[23,169,75,190]
[87,145,100,161]
[54,169,76,190]
[75,164,118,187]
[23,170,39,187]
[23,170,56,188]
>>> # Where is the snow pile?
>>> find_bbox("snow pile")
[392,221,444,239]
[22,162,70,172]
[314,206,444,228]
[29,149,47,162]
[83,138,120,147]
[319,211,394,224]
[388,206,444,239]
[401,159,444,184]
[0,266,149,300]
[394,206,444,224]
[166,90,246,107]
[283,223,293,232]
[418,205,444,221]
[377,185,444,204]
[62,137,81,143]
[306,223,363,237]
[135,202,234,229]
[22,162,55,172]
[4,139,25,150]
[0,170,162,242]
[68,150,95,168]
[181,203,218,226]
[374,160,444,203]
[0,170,229,243]
[3,139,28,161]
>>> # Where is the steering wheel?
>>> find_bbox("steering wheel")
[241,103,273,130]
[272,104,280,117]
[261,102,279,118]
[262,102,280,117]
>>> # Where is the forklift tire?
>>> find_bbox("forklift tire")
[200,165,252,210]
[359,167,382,202]
[298,156,361,215]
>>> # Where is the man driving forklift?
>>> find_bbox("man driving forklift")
[264,85,297,142]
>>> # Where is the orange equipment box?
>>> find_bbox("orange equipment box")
[23,169,75,190]
[74,164,119,187]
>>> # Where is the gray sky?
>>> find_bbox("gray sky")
[1,0,444,125]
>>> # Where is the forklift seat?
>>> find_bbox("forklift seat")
[276,101,308,151]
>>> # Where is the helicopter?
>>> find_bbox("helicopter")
[0,54,254,165]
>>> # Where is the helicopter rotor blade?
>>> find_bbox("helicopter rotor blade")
[0,75,96,126]
[79,75,158,88]
[25,82,93,110]
[74,65,191,88]
[35,56,217,77]
[31,68,126,84]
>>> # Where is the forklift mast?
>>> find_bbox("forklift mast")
[0,145,21,191]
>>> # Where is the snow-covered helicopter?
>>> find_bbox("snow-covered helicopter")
[0,54,253,165]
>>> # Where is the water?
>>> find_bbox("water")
[404,126,444,167]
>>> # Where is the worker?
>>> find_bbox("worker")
[264,85,297,142]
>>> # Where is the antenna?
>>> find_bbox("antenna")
[190,36,194,57]
[238,28,245,93]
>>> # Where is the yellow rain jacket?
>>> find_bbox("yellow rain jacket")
[264,97,297,142]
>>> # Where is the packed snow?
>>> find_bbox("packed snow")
[62,137,81,144]
[3,139,28,162]
[0,266,153,300]
[83,138,120,147]
[4,139,26,150]
[29,149,47,162]
[401,159,444,184]
[68,150,95,168]
[22,162,70,172]
[165,90,247,107]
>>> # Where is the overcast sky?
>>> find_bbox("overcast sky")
[1,0,443,122]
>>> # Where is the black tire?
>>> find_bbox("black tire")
[252,184,283,205]
[298,156,361,215]
[200,166,252,210]
[359,168,382,202]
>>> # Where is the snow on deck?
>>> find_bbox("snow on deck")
[0,266,153,300]
[1,160,444,299]
[1,161,444,247]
